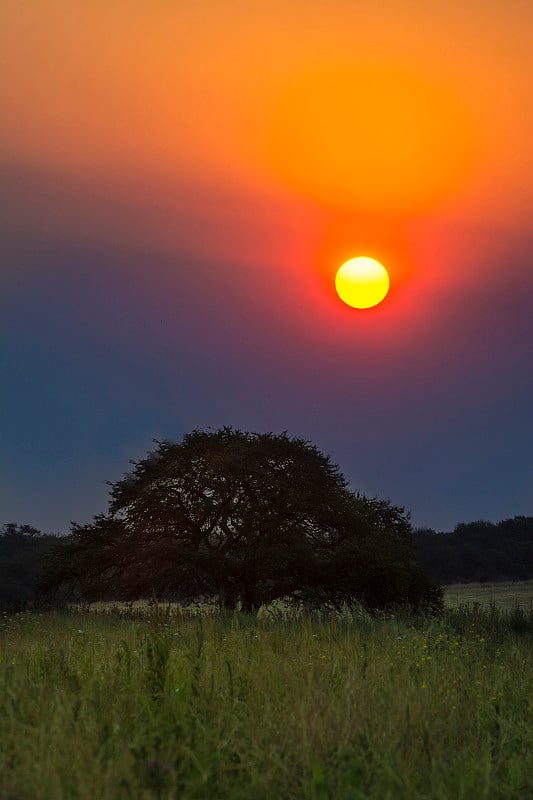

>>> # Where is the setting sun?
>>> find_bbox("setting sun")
[335,257,390,309]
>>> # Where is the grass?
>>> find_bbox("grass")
[444,580,533,611]
[1,597,532,800]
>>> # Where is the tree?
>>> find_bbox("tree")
[413,516,533,584]
[42,428,442,612]
[0,523,57,610]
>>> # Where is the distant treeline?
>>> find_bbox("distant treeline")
[1,516,532,609]
[0,524,58,610]
[414,516,533,585]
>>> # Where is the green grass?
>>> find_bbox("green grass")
[444,580,533,610]
[1,603,532,799]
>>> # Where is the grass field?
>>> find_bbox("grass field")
[1,591,532,799]
[444,580,533,610]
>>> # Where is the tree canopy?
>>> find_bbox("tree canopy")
[42,428,442,612]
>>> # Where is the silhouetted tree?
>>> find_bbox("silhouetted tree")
[42,428,442,612]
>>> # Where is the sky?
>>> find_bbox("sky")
[1,0,532,534]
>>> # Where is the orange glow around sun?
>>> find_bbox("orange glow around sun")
[265,62,478,215]
[335,257,390,309]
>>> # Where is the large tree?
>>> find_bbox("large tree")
[42,428,441,612]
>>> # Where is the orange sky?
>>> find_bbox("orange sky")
[2,0,532,334]
[3,1,532,205]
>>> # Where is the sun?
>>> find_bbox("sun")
[335,257,390,309]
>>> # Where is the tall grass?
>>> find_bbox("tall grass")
[0,604,531,799]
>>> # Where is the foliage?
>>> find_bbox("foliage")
[0,523,57,610]
[414,516,533,584]
[0,604,532,799]
[40,428,440,612]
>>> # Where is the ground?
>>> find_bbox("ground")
[0,583,531,799]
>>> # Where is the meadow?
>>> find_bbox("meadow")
[1,590,532,799]
[443,580,533,611]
